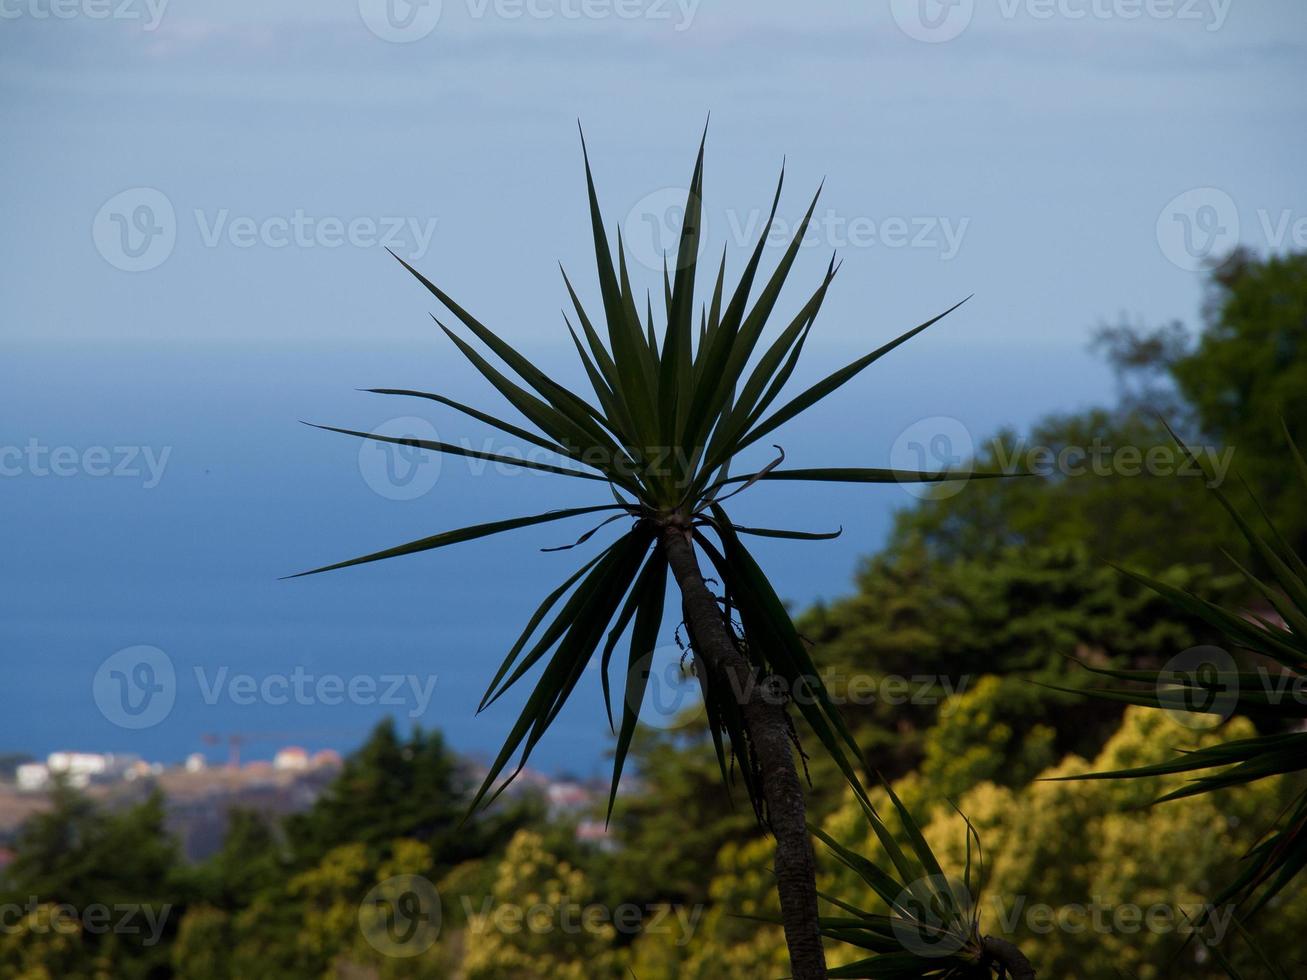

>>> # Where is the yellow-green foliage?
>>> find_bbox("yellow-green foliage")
[817,706,1307,979]
[460,830,627,979]
[473,706,1307,978]
[669,837,787,979]
[175,838,450,980]
[0,905,104,980]
[921,674,1057,798]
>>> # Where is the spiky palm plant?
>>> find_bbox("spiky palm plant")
[812,785,1034,978]
[1054,423,1307,967]
[293,129,978,978]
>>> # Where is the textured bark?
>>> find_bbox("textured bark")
[661,525,828,980]
[982,935,1036,979]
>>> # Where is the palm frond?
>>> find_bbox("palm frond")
[295,129,989,816]
[1067,423,1307,919]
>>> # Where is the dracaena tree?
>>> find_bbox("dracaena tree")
[293,129,977,979]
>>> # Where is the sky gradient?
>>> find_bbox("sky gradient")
[3,0,1305,775]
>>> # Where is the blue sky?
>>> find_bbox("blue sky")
[2,1,1305,773]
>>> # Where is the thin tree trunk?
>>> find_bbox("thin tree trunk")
[661,525,828,980]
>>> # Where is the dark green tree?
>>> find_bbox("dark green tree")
[1171,250,1307,552]
[893,250,1307,572]
[2,785,183,980]
[799,542,1237,776]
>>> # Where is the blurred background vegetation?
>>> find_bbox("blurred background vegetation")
[3,250,1304,978]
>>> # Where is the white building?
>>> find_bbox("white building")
[43,752,142,788]
[47,752,109,785]
[15,763,50,792]
[273,746,309,771]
